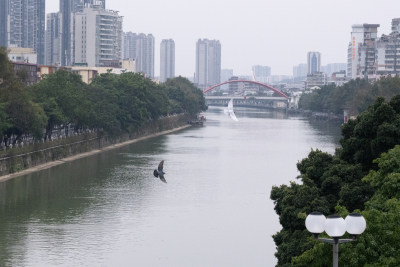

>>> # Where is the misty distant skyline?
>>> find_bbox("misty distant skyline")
[46,0,400,77]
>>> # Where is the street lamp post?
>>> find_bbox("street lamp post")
[305,212,366,267]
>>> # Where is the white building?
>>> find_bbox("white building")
[160,39,175,82]
[347,24,379,80]
[195,39,221,90]
[73,6,123,67]
[8,47,38,64]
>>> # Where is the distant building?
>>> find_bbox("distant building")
[160,39,175,82]
[330,70,347,87]
[305,72,326,89]
[195,39,221,90]
[12,62,39,86]
[220,69,233,91]
[307,52,321,74]
[376,18,400,76]
[8,0,46,65]
[0,0,8,47]
[73,6,123,67]
[45,13,62,66]
[321,63,347,77]
[347,24,379,79]
[8,47,38,64]
[123,32,155,78]
[252,65,271,83]
[293,63,307,78]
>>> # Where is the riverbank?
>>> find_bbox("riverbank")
[0,115,191,182]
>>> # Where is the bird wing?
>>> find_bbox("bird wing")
[159,174,167,183]
[158,160,164,172]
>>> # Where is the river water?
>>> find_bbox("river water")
[0,106,341,267]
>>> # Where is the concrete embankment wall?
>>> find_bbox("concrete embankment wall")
[0,114,190,177]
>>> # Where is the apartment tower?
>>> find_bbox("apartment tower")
[195,39,221,90]
[160,39,175,82]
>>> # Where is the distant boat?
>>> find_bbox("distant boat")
[226,98,238,121]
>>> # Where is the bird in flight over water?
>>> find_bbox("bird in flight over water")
[153,160,167,183]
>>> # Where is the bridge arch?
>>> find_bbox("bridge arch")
[203,80,289,99]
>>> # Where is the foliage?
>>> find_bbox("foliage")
[299,77,400,115]
[272,94,400,266]
[1,47,206,141]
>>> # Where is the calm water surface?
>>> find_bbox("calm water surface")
[0,107,341,267]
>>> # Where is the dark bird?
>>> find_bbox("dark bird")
[153,160,167,183]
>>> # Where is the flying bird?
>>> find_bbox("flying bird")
[153,160,167,183]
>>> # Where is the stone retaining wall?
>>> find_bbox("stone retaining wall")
[0,115,190,177]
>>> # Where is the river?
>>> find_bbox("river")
[0,106,341,267]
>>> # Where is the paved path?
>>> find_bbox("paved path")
[0,125,191,183]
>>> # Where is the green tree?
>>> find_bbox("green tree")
[30,70,91,139]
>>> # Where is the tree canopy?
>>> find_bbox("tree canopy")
[0,48,206,142]
[271,95,400,266]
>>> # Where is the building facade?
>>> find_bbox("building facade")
[73,6,122,67]
[195,39,221,90]
[252,65,271,83]
[347,24,379,79]
[376,19,400,76]
[160,39,175,82]
[307,51,321,74]
[45,13,62,66]
[0,0,8,48]
[293,63,307,79]
[123,32,155,78]
[7,0,46,64]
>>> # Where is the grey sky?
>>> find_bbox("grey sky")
[46,0,400,77]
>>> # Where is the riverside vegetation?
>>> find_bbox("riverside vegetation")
[0,47,207,148]
[272,80,400,266]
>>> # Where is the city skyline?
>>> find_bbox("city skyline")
[42,0,400,77]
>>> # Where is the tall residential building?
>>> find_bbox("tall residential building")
[252,65,271,83]
[45,13,62,65]
[307,51,321,74]
[8,0,46,64]
[376,18,400,76]
[135,34,155,78]
[347,24,379,79]
[220,69,233,91]
[123,32,137,59]
[0,0,8,47]
[160,39,175,82]
[73,6,122,67]
[195,39,221,90]
[123,32,155,78]
[321,63,347,77]
[293,63,307,78]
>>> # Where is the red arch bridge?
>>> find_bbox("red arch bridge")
[203,80,291,109]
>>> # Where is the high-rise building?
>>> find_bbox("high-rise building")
[45,13,62,66]
[347,24,379,79]
[123,32,137,60]
[195,39,221,90]
[160,39,175,82]
[123,32,155,78]
[307,51,321,74]
[376,19,400,76]
[321,63,347,77]
[293,63,307,78]
[8,0,46,64]
[252,65,271,83]
[135,34,155,78]
[0,0,8,47]
[73,6,122,67]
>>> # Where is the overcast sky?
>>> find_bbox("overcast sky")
[46,0,400,77]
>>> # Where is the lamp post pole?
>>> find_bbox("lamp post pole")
[305,212,366,267]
